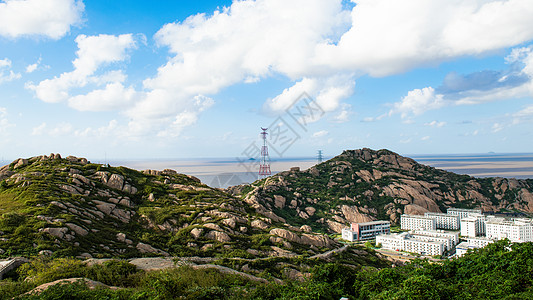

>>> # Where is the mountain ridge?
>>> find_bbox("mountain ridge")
[229,148,533,233]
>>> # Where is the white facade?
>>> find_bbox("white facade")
[341,220,390,241]
[486,218,533,243]
[460,214,486,237]
[400,214,437,231]
[447,208,482,219]
[413,229,459,247]
[466,237,494,248]
[424,212,460,230]
[341,228,357,242]
[376,232,445,256]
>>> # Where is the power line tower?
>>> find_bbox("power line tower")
[317,150,323,163]
[259,127,271,177]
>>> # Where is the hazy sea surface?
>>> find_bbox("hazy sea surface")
[2,153,532,188]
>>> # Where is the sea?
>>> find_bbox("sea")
[2,153,532,188]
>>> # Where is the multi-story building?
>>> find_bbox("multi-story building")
[486,218,533,242]
[447,208,482,219]
[400,214,436,231]
[413,229,459,248]
[460,214,486,237]
[341,220,390,242]
[376,232,445,256]
[466,237,494,248]
[424,212,460,230]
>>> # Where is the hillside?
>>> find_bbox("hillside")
[0,154,344,259]
[229,148,533,233]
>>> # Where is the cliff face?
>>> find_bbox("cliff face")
[231,148,533,233]
[0,154,338,259]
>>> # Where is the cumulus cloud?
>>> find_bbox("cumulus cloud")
[25,0,533,139]
[391,87,445,118]
[0,58,21,84]
[27,34,138,106]
[391,45,533,117]
[0,0,84,39]
[316,0,533,77]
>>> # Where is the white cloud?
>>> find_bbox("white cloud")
[492,123,504,133]
[25,57,48,73]
[312,130,329,138]
[316,0,533,77]
[391,44,533,118]
[38,122,74,137]
[28,34,138,106]
[24,0,533,140]
[424,121,446,128]
[31,122,47,136]
[0,58,21,84]
[0,107,15,135]
[68,83,138,111]
[421,136,430,141]
[0,0,84,39]
[391,87,445,118]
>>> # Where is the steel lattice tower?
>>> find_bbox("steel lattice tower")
[317,150,323,163]
[259,127,271,176]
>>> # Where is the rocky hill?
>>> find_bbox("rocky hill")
[0,154,341,259]
[229,148,533,233]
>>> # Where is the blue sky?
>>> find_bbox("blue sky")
[0,0,533,161]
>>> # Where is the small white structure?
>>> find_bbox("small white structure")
[424,212,460,230]
[377,232,445,256]
[400,214,436,231]
[341,220,390,242]
[486,218,533,243]
[447,208,482,219]
[455,237,494,257]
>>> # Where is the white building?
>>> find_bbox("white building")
[400,214,436,231]
[460,214,486,237]
[341,220,390,242]
[466,237,494,248]
[447,208,482,219]
[424,212,460,230]
[376,232,445,256]
[413,229,459,248]
[486,218,533,243]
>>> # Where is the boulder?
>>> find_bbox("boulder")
[136,242,169,256]
[65,223,88,236]
[190,228,204,239]
[205,230,231,243]
[251,219,269,230]
[106,174,124,190]
[274,195,286,209]
[43,227,68,239]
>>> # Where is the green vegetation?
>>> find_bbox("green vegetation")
[2,240,532,299]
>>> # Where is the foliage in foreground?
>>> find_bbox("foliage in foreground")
[2,239,533,299]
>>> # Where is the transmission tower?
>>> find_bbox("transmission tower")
[317,150,323,163]
[259,127,271,177]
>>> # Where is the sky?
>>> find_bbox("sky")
[1,0,533,162]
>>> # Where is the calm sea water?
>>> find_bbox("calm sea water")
[2,153,532,188]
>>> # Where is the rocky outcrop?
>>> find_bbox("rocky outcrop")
[136,242,169,257]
